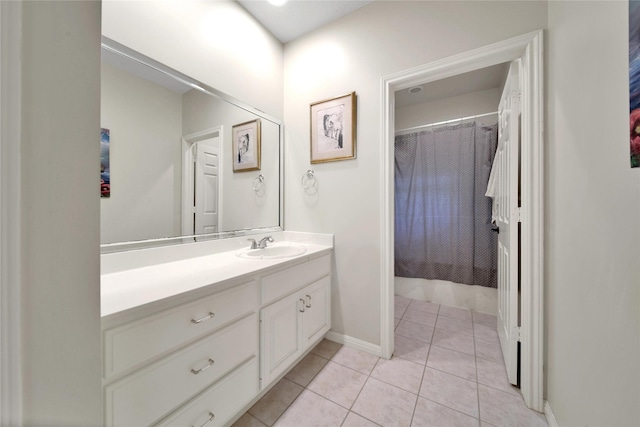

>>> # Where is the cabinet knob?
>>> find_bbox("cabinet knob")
[305,295,312,308]
[299,299,306,313]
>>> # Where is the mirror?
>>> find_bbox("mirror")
[100,38,283,252]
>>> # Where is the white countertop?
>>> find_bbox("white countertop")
[101,239,332,318]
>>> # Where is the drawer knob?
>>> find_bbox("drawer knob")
[194,411,215,427]
[190,358,215,375]
[191,312,216,324]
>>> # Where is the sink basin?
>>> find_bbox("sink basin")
[238,244,307,259]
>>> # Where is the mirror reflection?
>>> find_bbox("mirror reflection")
[100,39,282,250]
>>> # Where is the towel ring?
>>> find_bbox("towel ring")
[252,174,265,192]
[301,170,316,190]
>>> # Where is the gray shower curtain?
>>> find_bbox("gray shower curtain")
[394,121,498,288]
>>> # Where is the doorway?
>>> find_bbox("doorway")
[380,30,544,411]
[393,63,506,313]
[182,127,223,236]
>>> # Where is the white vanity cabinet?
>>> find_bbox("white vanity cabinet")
[101,246,332,427]
[259,255,331,387]
[102,280,261,427]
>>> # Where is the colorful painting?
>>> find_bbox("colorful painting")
[100,128,111,197]
[630,1,640,167]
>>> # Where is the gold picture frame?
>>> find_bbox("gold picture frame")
[232,119,261,172]
[310,92,357,163]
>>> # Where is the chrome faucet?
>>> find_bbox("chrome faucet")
[247,236,274,249]
[258,236,274,249]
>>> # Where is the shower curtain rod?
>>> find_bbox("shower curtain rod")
[395,111,499,134]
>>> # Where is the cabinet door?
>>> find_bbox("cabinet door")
[302,276,331,350]
[260,293,303,387]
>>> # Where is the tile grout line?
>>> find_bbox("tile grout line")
[415,299,484,425]
[472,309,483,426]
[339,365,383,427]
[267,349,338,427]
[280,344,384,427]
[404,300,421,427]
[408,300,438,426]
[402,300,519,425]
[430,306,487,424]
[408,301,493,425]
[369,298,420,426]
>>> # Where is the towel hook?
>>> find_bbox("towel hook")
[252,174,265,192]
[301,170,316,190]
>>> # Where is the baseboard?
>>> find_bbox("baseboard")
[544,401,559,427]
[324,331,383,358]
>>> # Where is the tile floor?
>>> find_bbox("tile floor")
[233,296,548,427]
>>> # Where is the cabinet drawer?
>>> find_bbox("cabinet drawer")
[105,313,258,427]
[261,255,330,304]
[104,281,259,378]
[157,357,258,427]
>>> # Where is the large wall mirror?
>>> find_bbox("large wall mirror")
[100,38,283,253]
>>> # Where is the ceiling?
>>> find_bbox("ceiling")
[236,0,373,44]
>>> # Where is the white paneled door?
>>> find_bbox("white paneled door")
[194,137,220,235]
[496,60,521,386]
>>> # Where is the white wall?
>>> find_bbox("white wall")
[546,2,640,425]
[102,0,284,118]
[395,88,501,131]
[283,1,547,346]
[101,62,183,244]
[20,1,102,425]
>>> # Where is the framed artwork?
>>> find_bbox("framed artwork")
[232,119,261,172]
[631,0,640,168]
[310,92,356,163]
[100,128,111,197]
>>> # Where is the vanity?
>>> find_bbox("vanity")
[101,232,333,426]
[98,33,328,426]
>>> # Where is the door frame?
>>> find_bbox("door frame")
[182,126,223,236]
[379,30,544,411]
[0,1,23,424]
